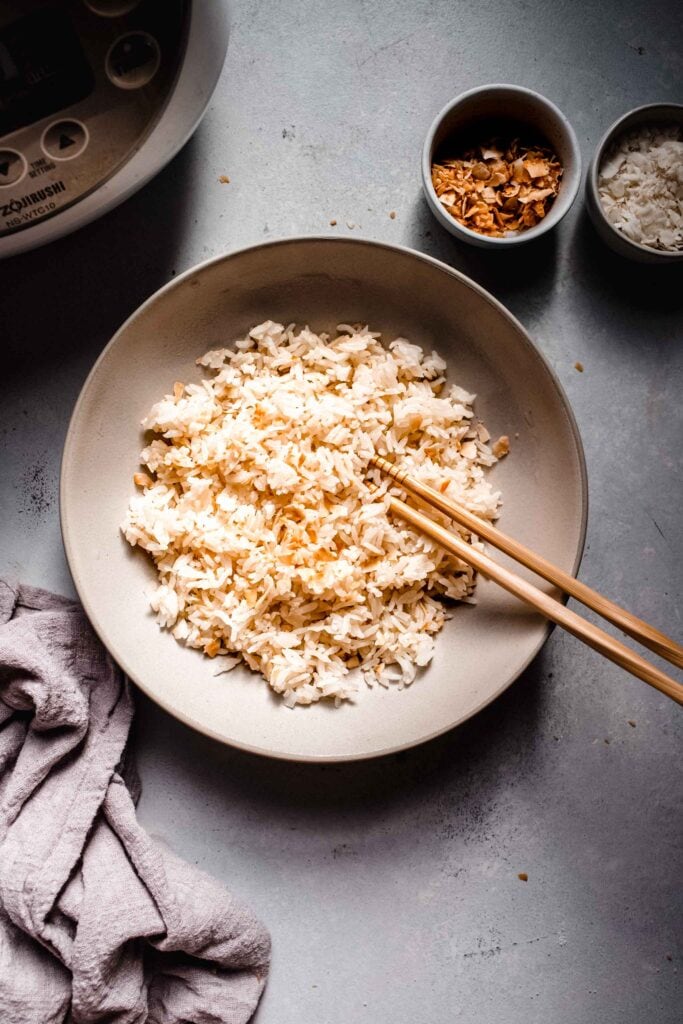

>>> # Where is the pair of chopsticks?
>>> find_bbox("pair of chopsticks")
[370,454,683,706]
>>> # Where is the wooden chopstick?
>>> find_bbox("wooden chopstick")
[385,493,683,705]
[369,461,683,706]
[371,454,683,671]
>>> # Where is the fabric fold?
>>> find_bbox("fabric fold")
[0,581,269,1023]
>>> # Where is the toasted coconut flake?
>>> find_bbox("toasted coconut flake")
[525,158,550,178]
[518,188,554,204]
[489,170,509,187]
[492,435,511,458]
[431,137,562,237]
[472,162,491,181]
[512,158,530,183]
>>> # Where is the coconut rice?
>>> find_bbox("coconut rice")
[122,321,503,707]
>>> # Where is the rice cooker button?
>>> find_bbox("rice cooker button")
[0,149,27,187]
[42,120,89,161]
[106,32,161,89]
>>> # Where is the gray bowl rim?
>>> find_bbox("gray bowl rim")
[587,101,683,261]
[421,83,582,248]
[60,235,588,762]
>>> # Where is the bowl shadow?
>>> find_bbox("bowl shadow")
[133,643,550,832]
[407,193,560,312]
[570,205,683,318]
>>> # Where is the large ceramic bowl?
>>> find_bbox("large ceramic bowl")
[61,238,587,762]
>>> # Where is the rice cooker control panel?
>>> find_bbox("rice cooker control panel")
[0,0,189,238]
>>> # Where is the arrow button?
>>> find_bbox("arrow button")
[0,149,27,187]
[42,120,88,161]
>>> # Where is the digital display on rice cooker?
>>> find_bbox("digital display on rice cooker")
[0,9,94,138]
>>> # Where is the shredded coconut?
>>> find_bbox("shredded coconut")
[598,124,683,251]
[122,322,503,707]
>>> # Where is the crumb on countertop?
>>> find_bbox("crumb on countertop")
[518,872,528,882]
[628,720,636,727]
[492,435,510,458]
[346,220,355,229]
[574,361,584,372]
[218,175,230,184]
[329,219,337,226]
[389,210,397,219]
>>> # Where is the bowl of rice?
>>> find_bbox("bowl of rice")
[585,103,683,263]
[61,237,587,762]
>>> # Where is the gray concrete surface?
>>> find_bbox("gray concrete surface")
[1,1,682,1021]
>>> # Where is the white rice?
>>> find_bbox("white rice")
[122,321,502,707]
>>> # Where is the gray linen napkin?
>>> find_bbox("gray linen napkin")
[0,580,270,1023]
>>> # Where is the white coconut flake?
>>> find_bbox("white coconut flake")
[598,124,683,251]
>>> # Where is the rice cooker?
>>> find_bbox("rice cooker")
[0,0,229,257]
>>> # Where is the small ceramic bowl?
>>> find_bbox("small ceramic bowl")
[422,84,582,249]
[585,103,683,265]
